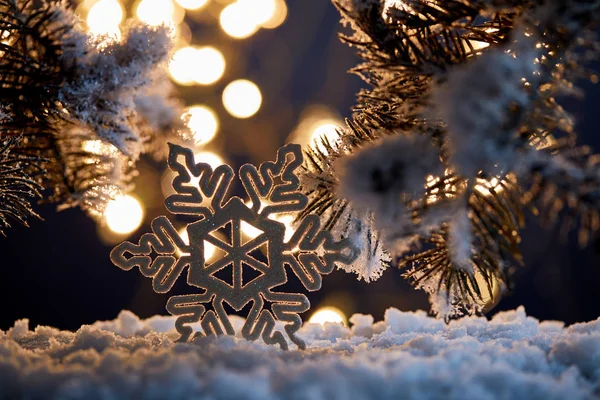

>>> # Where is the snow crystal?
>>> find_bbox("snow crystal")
[0,307,599,399]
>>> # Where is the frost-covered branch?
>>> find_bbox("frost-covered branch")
[0,0,186,224]
[300,0,600,317]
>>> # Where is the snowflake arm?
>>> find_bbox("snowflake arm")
[284,214,359,289]
[165,143,234,217]
[240,143,307,217]
[110,216,189,293]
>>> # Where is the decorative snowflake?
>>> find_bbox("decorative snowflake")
[110,143,358,350]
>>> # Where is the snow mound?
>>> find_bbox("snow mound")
[0,307,599,399]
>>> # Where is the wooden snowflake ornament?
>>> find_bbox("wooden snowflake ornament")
[110,143,358,350]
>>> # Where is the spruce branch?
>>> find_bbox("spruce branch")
[0,0,187,228]
[0,135,43,235]
[300,0,600,317]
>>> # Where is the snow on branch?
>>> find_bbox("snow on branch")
[0,0,186,224]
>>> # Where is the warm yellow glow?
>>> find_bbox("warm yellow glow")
[260,0,287,29]
[310,121,341,154]
[169,46,202,85]
[104,195,144,235]
[309,307,346,326]
[194,151,224,169]
[273,214,295,242]
[475,177,504,196]
[219,2,259,39]
[194,47,226,85]
[473,269,502,312]
[175,0,208,11]
[237,0,276,26]
[82,140,119,156]
[240,220,264,239]
[136,0,179,27]
[222,79,262,118]
[183,105,219,145]
[179,228,216,260]
[169,46,225,86]
[241,201,295,242]
[86,0,123,38]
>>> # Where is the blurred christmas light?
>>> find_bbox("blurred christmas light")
[194,151,224,168]
[175,0,208,11]
[240,220,263,239]
[473,268,502,312]
[178,228,216,260]
[239,0,276,26]
[104,195,144,235]
[136,0,182,27]
[169,46,225,86]
[222,79,262,118]
[194,46,226,85]
[260,0,287,29]
[86,0,123,38]
[241,201,295,242]
[169,46,201,85]
[288,106,343,151]
[311,121,341,154]
[183,105,219,145]
[274,214,295,242]
[219,2,259,39]
[308,307,346,326]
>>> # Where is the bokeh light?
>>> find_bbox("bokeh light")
[240,220,263,239]
[308,307,346,326]
[260,0,287,29]
[86,0,123,38]
[104,195,144,235]
[194,47,226,85]
[220,2,259,39]
[241,201,295,242]
[175,0,208,11]
[474,269,502,312]
[222,79,262,118]
[136,0,181,27]
[179,228,216,260]
[169,47,201,85]
[239,0,276,26]
[194,151,224,169]
[311,121,341,154]
[169,46,226,86]
[183,105,219,145]
[274,214,295,242]
[288,106,343,154]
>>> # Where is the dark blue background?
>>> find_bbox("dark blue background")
[0,1,598,331]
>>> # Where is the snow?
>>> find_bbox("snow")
[1,307,599,399]
[336,134,444,258]
[430,28,540,180]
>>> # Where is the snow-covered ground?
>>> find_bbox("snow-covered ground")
[0,307,599,399]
